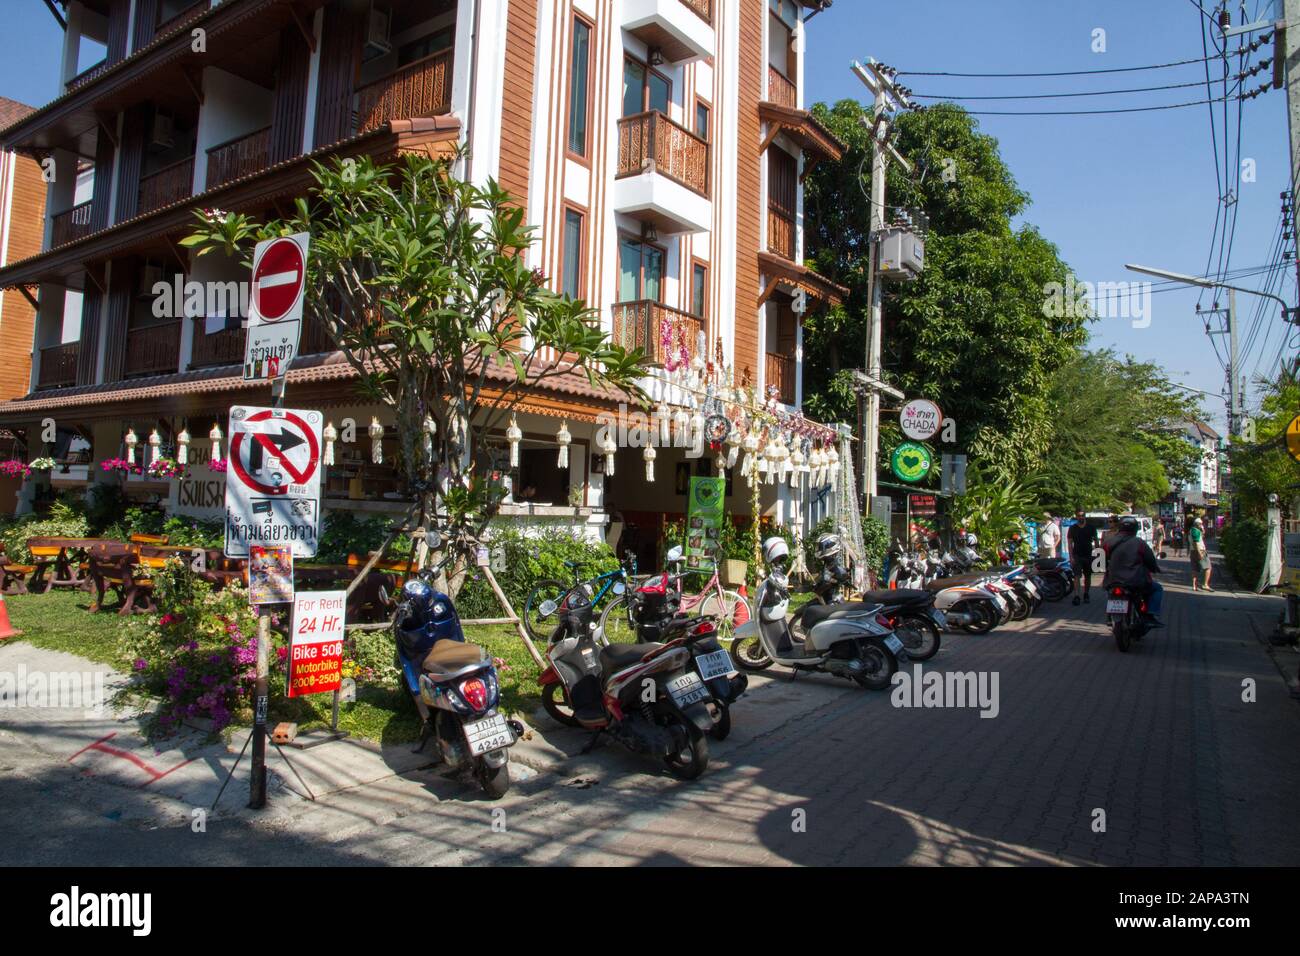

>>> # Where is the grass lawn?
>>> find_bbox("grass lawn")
[2,589,546,745]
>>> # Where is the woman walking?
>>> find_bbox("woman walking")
[1189,516,1212,591]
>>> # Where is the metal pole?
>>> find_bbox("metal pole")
[249,610,270,808]
[1228,287,1240,436]
[863,84,887,501]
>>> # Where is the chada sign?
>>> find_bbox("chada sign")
[891,442,933,483]
[224,405,323,558]
[288,590,345,698]
[899,399,943,441]
[244,232,309,382]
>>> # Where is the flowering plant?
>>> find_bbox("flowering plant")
[101,457,143,475]
[28,457,56,471]
[208,458,228,473]
[0,460,31,478]
[147,457,186,480]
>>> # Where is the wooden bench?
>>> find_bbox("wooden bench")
[0,544,34,595]
[86,542,155,615]
[26,536,104,592]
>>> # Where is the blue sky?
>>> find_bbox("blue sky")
[3,1,1295,433]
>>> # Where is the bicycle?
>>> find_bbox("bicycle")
[522,550,640,642]
[598,558,750,645]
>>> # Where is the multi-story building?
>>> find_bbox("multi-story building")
[0,0,845,565]
[1177,419,1221,509]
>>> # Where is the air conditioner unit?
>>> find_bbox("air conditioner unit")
[364,5,392,57]
[149,112,175,150]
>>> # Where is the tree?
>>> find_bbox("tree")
[185,153,648,589]
[1033,350,1202,513]
[802,101,1088,480]
[1227,371,1300,518]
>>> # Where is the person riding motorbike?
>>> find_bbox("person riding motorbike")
[1102,516,1164,628]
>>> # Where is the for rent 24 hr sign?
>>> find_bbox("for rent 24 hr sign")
[224,405,324,558]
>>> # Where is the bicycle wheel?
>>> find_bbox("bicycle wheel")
[523,579,569,642]
[698,589,749,642]
[597,594,640,644]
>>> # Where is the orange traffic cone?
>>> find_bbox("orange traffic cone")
[0,593,21,640]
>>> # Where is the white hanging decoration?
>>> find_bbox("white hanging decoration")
[209,423,222,461]
[323,421,338,466]
[763,435,781,485]
[124,428,138,465]
[789,445,805,488]
[556,420,572,469]
[741,428,761,481]
[506,415,522,467]
[776,435,792,483]
[673,406,690,445]
[725,420,743,468]
[148,429,161,465]
[602,431,618,475]
[369,417,385,465]
[691,350,706,389]
[688,408,705,449]
[422,415,437,458]
[827,442,840,490]
[643,444,657,482]
[715,453,727,473]
[175,427,191,465]
[657,402,671,446]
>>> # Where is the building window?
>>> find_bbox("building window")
[622,57,671,117]
[618,236,665,302]
[398,28,453,67]
[695,101,711,140]
[691,262,708,319]
[562,207,585,300]
[567,18,592,157]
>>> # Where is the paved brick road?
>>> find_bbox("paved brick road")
[4,551,1297,867]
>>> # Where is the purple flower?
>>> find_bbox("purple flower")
[133,658,147,671]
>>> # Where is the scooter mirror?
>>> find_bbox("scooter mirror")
[538,599,558,618]
[613,581,626,595]
[1159,551,1167,559]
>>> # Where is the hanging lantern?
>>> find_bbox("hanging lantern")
[810,445,825,487]
[506,415,523,468]
[422,415,437,461]
[688,408,705,449]
[209,423,222,461]
[657,402,671,445]
[762,435,780,485]
[124,428,138,465]
[369,417,385,464]
[148,429,161,465]
[715,453,727,473]
[725,421,744,469]
[691,349,706,389]
[827,443,840,489]
[323,421,338,466]
[789,445,805,488]
[556,420,572,469]
[644,444,657,482]
[602,431,618,476]
[741,428,761,480]
[673,406,690,446]
[176,427,191,465]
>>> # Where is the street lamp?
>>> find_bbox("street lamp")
[1124,263,1296,320]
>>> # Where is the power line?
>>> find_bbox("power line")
[896,54,1223,79]
[910,78,1212,101]
[954,93,1247,115]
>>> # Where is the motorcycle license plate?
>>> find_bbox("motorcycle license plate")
[463,713,514,756]
[695,648,734,681]
[1022,580,1038,596]
[883,634,904,655]
[666,671,711,707]
[992,595,1008,612]
[1106,599,1129,615]
[929,609,948,628]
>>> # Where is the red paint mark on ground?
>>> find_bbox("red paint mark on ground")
[68,731,194,787]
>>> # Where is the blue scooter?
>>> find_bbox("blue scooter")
[394,573,524,798]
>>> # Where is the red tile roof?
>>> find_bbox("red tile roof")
[0,97,35,132]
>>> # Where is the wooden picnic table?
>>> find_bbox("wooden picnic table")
[17,536,117,593]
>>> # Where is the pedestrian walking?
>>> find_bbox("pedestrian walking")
[1153,521,1165,554]
[1172,522,1184,556]
[1068,508,1098,605]
[1038,512,1061,559]
[1189,516,1212,591]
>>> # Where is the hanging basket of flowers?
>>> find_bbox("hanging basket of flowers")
[0,460,31,479]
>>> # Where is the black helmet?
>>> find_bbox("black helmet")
[1119,516,1139,534]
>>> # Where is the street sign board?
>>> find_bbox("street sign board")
[891,442,932,483]
[899,398,943,441]
[1287,414,1300,462]
[224,405,323,558]
[244,232,309,382]
[941,453,967,495]
[288,590,345,698]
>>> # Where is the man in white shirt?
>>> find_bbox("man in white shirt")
[1038,513,1062,558]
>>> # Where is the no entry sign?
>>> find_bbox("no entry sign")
[244,232,309,382]
[224,405,323,558]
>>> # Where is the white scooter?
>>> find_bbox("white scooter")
[731,537,905,690]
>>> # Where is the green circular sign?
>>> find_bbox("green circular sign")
[891,442,933,483]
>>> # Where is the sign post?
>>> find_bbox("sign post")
[244,233,309,382]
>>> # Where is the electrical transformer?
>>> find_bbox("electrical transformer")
[877,227,925,281]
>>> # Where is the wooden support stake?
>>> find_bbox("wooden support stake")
[478,562,544,667]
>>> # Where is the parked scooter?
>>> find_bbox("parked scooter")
[537,583,719,779]
[1032,556,1075,602]
[393,572,524,799]
[732,537,905,688]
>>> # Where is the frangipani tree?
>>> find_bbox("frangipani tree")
[184,152,649,589]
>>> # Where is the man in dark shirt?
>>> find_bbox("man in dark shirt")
[1068,508,1098,605]
[1102,517,1164,626]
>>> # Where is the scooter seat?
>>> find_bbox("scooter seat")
[799,601,883,629]
[421,639,487,675]
[861,588,934,608]
[598,642,664,675]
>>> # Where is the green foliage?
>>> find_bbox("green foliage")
[453,528,617,619]
[1034,350,1202,512]
[951,465,1039,559]
[803,101,1088,479]
[860,514,890,574]
[316,510,413,566]
[1228,374,1300,519]
[0,501,89,563]
[1219,518,1269,589]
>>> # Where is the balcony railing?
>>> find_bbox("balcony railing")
[767,205,795,259]
[680,0,712,22]
[765,351,795,404]
[51,201,93,248]
[611,300,704,365]
[206,126,271,191]
[617,110,710,198]
[37,343,79,390]
[355,49,454,135]
[155,1,208,39]
[767,66,797,109]
[66,59,109,92]
[123,323,181,378]
[138,157,194,217]
[189,326,243,368]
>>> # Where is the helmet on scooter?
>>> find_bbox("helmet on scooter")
[665,545,685,566]
[763,536,790,567]
[965,533,978,547]
[814,533,842,560]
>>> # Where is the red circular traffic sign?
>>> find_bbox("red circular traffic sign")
[252,237,305,323]
[229,410,320,496]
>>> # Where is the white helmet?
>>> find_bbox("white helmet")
[965,533,978,547]
[763,536,789,566]
[665,545,685,566]
[814,533,841,560]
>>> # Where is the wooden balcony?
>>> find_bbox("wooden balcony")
[138,157,194,216]
[767,66,797,109]
[37,343,79,390]
[765,351,795,405]
[155,1,208,39]
[680,0,711,22]
[611,300,704,365]
[767,205,796,259]
[66,59,109,92]
[189,327,243,368]
[123,322,181,378]
[50,201,93,248]
[206,126,271,191]
[617,110,710,198]
[355,49,454,136]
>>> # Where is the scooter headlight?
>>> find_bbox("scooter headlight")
[760,599,789,622]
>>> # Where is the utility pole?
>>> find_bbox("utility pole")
[850,60,913,500]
